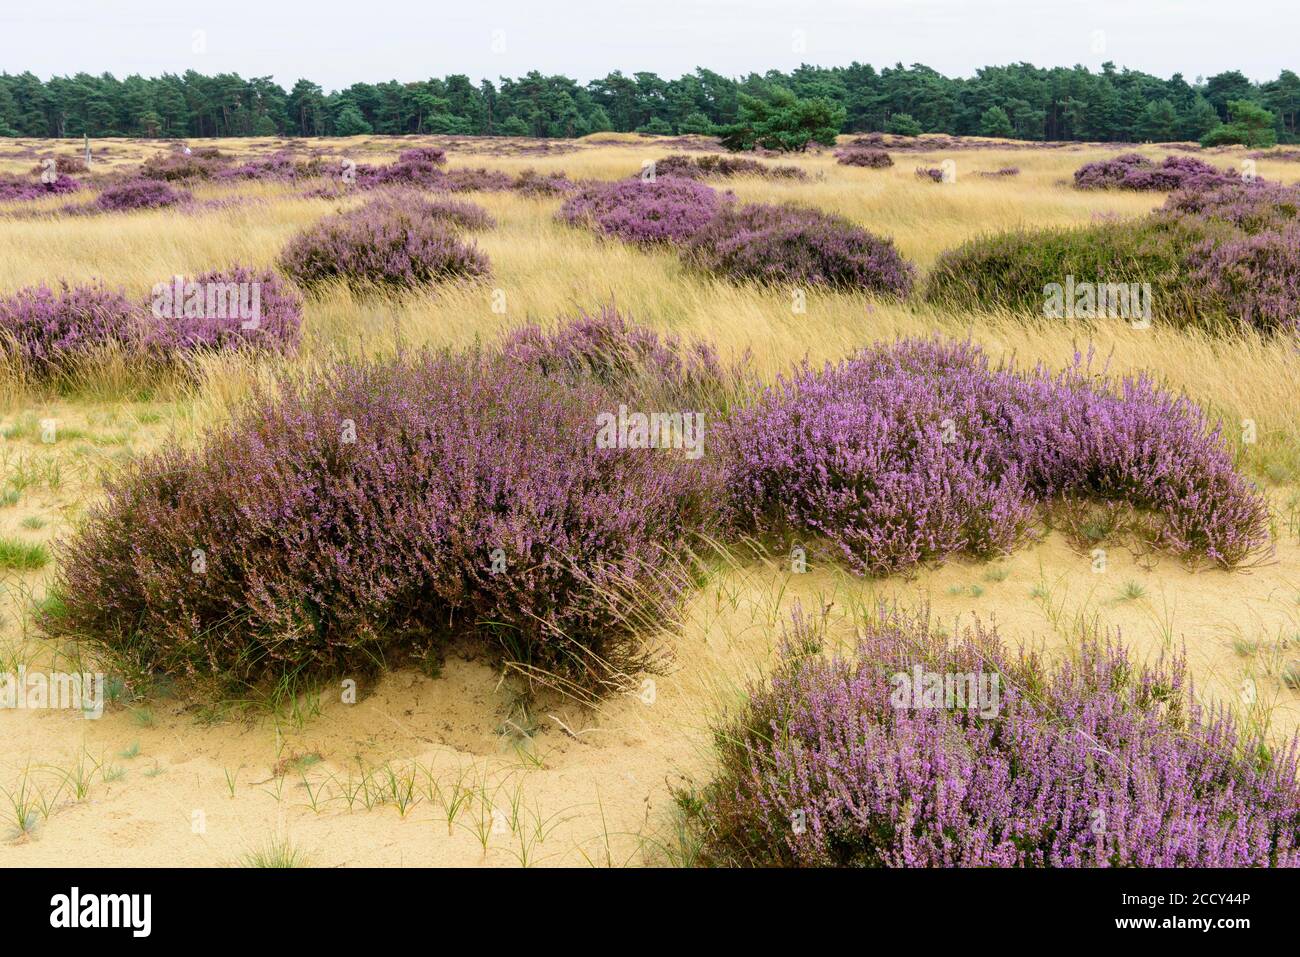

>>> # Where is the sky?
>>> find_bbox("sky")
[0,0,1293,89]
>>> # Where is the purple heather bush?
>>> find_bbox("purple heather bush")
[978,166,1021,177]
[0,281,145,377]
[1183,226,1300,335]
[722,337,1270,575]
[215,151,305,183]
[0,173,82,202]
[694,604,1300,867]
[558,176,725,245]
[1073,153,1238,192]
[915,166,946,183]
[140,151,229,182]
[501,304,748,413]
[95,179,191,212]
[511,168,577,197]
[649,154,807,181]
[279,195,490,290]
[835,148,893,168]
[149,266,303,356]
[396,146,447,166]
[435,167,514,192]
[48,349,717,688]
[684,202,915,296]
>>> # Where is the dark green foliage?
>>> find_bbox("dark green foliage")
[718,88,845,152]
[0,64,1295,143]
[924,217,1221,328]
[1201,100,1279,148]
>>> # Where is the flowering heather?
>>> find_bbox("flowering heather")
[140,151,229,182]
[978,166,1021,177]
[279,196,490,290]
[95,179,191,212]
[1183,226,1300,335]
[31,154,87,176]
[649,154,807,180]
[1073,153,1238,191]
[358,151,447,189]
[149,266,303,356]
[723,338,1270,574]
[501,305,747,413]
[396,146,447,166]
[435,167,514,192]
[558,176,725,245]
[511,168,577,197]
[362,192,495,231]
[915,166,945,183]
[1161,179,1300,235]
[214,151,302,183]
[684,202,915,296]
[835,148,893,168]
[0,281,145,377]
[0,173,81,202]
[48,352,716,688]
[694,604,1300,867]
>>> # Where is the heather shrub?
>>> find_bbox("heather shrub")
[683,202,915,296]
[140,151,228,182]
[358,150,447,189]
[649,154,807,180]
[436,167,514,192]
[722,337,1270,574]
[361,192,495,231]
[1182,226,1300,335]
[501,305,749,413]
[215,151,302,182]
[279,196,490,290]
[692,604,1300,867]
[48,350,716,690]
[915,166,945,183]
[396,146,447,165]
[0,173,82,202]
[722,339,1036,574]
[924,217,1207,323]
[1161,179,1300,235]
[558,176,725,245]
[31,154,87,175]
[511,168,577,197]
[0,282,147,378]
[1073,153,1237,191]
[978,166,1020,177]
[148,266,303,356]
[835,148,893,168]
[95,179,191,212]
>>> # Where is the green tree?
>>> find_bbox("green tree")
[333,104,372,136]
[636,116,673,135]
[1137,99,1177,141]
[1201,99,1278,147]
[497,115,529,136]
[719,87,845,152]
[885,112,922,136]
[679,111,714,134]
[978,105,1013,138]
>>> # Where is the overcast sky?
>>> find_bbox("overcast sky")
[0,0,1292,88]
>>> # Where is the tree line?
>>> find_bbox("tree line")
[1,61,1296,144]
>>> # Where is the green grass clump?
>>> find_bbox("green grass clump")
[0,536,49,571]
